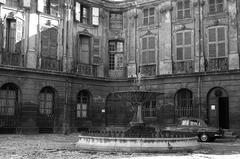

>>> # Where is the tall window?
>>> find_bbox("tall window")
[176,31,192,60]
[43,0,59,16]
[209,0,224,15]
[39,87,55,115]
[77,90,90,118]
[175,89,193,118]
[0,84,18,116]
[79,35,90,64]
[143,101,157,118]
[141,36,155,65]
[109,41,124,70]
[110,13,123,30]
[80,5,90,24]
[143,8,155,26]
[41,27,58,58]
[208,27,226,58]
[177,0,191,19]
[6,0,19,7]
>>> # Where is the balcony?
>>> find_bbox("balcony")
[73,63,97,76]
[173,60,194,74]
[205,57,228,71]
[41,57,62,71]
[108,67,127,79]
[140,65,156,76]
[1,52,24,67]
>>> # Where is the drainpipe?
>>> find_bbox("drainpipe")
[198,76,201,118]
[63,77,69,135]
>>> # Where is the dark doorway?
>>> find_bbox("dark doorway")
[218,97,229,129]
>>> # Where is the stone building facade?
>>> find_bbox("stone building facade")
[0,0,240,134]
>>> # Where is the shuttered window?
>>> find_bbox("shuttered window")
[41,27,58,58]
[6,0,19,7]
[38,0,59,16]
[209,0,224,15]
[110,12,123,30]
[79,35,90,64]
[208,27,226,58]
[177,0,191,19]
[176,31,192,60]
[109,41,124,70]
[93,37,100,65]
[4,18,23,53]
[143,8,155,26]
[141,36,156,65]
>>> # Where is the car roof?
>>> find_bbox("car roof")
[179,117,204,121]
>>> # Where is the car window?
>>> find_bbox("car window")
[180,120,189,126]
[190,120,200,126]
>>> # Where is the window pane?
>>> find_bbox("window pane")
[217,4,223,13]
[117,42,123,52]
[148,51,155,63]
[184,47,191,60]
[218,43,225,57]
[109,42,115,51]
[184,0,190,8]
[209,5,216,14]
[177,48,183,60]
[217,0,223,3]
[149,17,154,25]
[149,8,154,15]
[217,27,225,41]
[142,51,147,64]
[209,28,216,42]
[142,38,147,50]
[177,1,183,10]
[143,9,148,17]
[209,44,216,57]
[209,0,215,5]
[178,11,183,19]
[185,9,191,18]
[148,37,155,49]
[177,33,183,45]
[184,32,191,45]
[143,17,148,26]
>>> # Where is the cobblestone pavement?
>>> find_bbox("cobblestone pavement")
[0,133,240,159]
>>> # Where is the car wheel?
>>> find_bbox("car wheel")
[200,134,209,142]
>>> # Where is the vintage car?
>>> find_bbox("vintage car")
[162,117,225,142]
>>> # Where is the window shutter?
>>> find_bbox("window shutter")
[184,46,191,59]
[142,51,147,64]
[75,2,81,22]
[37,0,44,13]
[2,17,6,50]
[184,32,191,45]
[41,27,50,57]
[177,1,183,19]
[93,38,100,56]
[143,9,148,26]
[177,48,183,60]
[209,44,216,57]
[142,38,147,50]
[149,8,154,25]
[209,28,216,42]
[49,28,58,58]
[148,51,155,64]
[148,37,155,49]
[15,18,23,53]
[217,27,225,41]
[218,43,225,57]
[177,33,183,45]
[184,0,190,18]
[23,0,31,8]
[92,7,99,26]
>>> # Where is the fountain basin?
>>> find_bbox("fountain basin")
[76,135,200,153]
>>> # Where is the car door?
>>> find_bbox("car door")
[189,119,201,134]
[176,119,190,132]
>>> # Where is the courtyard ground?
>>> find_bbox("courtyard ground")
[0,133,240,159]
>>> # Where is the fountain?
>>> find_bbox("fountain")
[76,73,200,152]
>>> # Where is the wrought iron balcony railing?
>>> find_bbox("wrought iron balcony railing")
[73,63,97,76]
[41,57,62,71]
[139,65,156,76]
[108,67,127,79]
[1,52,24,67]
[173,60,194,74]
[205,57,228,71]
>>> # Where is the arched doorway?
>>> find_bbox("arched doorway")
[207,87,229,129]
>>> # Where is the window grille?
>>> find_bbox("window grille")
[77,91,89,118]
[175,89,194,118]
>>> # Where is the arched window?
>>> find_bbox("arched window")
[77,90,90,118]
[39,87,55,115]
[175,89,193,118]
[0,84,18,116]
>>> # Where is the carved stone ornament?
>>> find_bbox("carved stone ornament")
[79,29,93,36]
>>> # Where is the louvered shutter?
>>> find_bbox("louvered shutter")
[142,51,147,64]
[15,18,23,53]
[218,43,225,57]
[37,0,44,13]
[177,48,183,60]
[177,1,183,19]
[148,37,155,49]
[217,0,224,13]
[41,27,50,57]
[93,37,100,65]
[209,44,216,57]
[148,51,155,63]
[184,47,191,59]
[209,28,216,42]
[177,33,183,45]
[217,27,225,41]
[2,17,6,50]
[184,0,190,18]
[49,28,58,58]
[184,32,191,45]
[149,8,154,25]
[92,7,99,26]
[142,38,147,50]
[75,2,81,22]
